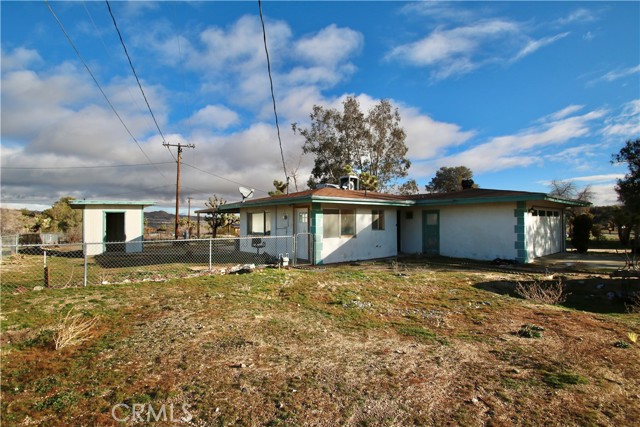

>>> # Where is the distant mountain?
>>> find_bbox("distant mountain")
[145,210,196,229]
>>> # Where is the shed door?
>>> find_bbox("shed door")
[422,210,440,255]
[105,212,125,252]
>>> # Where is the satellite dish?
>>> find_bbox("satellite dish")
[239,186,254,202]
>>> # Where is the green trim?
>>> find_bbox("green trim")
[514,202,528,263]
[414,193,590,207]
[70,200,155,208]
[310,203,323,265]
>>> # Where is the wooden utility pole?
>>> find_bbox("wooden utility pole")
[163,142,195,239]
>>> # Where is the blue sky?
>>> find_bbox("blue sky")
[1,1,638,213]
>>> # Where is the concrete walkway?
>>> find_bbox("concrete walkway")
[532,250,635,272]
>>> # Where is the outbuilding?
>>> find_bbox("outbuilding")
[69,200,155,255]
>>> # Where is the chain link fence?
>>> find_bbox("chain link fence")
[0,235,309,289]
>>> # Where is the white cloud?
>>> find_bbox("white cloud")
[543,105,585,122]
[386,17,571,80]
[387,20,519,69]
[601,99,640,138]
[1,47,42,72]
[594,64,640,84]
[189,105,240,130]
[293,24,363,67]
[555,8,597,26]
[435,108,606,173]
[513,32,570,61]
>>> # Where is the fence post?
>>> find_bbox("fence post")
[292,235,297,266]
[83,242,88,287]
[208,238,212,271]
[43,250,49,288]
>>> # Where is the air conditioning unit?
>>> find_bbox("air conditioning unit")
[339,175,359,191]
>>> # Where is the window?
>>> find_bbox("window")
[247,211,271,235]
[406,211,413,220]
[341,209,355,236]
[323,208,356,238]
[372,209,385,230]
[324,209,339,238]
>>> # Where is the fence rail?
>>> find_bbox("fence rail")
[0,235,311,289]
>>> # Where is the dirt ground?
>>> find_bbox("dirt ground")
[1,260,639,426]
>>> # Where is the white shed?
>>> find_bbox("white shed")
[69,200,155,255]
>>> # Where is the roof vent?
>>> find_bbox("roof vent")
[461,179,475,190]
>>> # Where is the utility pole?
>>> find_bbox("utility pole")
[163,142,195,239]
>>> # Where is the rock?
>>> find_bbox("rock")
[228,264,255,274]
[32,286,44,291]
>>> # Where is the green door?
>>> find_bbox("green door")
[422,210,440,255]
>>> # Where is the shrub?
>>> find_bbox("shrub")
[571,214,593,254]
[515,278,568,305]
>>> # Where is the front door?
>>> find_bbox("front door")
[295,207,309,262]
[422,210,440,255]
[105,212,126,252]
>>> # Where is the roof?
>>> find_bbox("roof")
[69,200,156,209]
[218,187,589,212]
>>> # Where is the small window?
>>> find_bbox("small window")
[247,211,271,235]
[546,211,553,217]
[298,211,308,223]
[426,213,438,225]
[539,210,546,217]
[553,211,560,217]
[531,209,538,216]
[372,209,385,230]
[406,211,413,220]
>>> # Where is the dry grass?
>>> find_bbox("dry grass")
[53,309,98,350]
[1,263,639,426]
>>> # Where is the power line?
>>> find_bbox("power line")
[181,162,269,194]
[3,162,174,170]
[105,0,176,162]
[43,0,166,178]
[258,0,288,189]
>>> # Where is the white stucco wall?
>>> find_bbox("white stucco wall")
[81,205,145,255]
[439,204,517,260]
[400,203,518,261]
[525,207,564,259]
[238,206,294,259]
[321,206,397,264]
[399,209,422,254]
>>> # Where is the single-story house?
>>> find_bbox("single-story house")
[70,200,155,255]
[219,185,588,265]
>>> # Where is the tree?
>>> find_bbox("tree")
[269,180,289,196]
[571,214,593,254]
[292,96,410,191]
[204,195,237,238]
[31,197,83,242]
[425,166,475,193]
[611,138,640,249]
[548,179,592,218]
[397,179,420,195]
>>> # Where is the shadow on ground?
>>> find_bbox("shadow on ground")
[474,277,640,314]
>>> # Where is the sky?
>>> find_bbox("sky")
[1,1,639,214]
